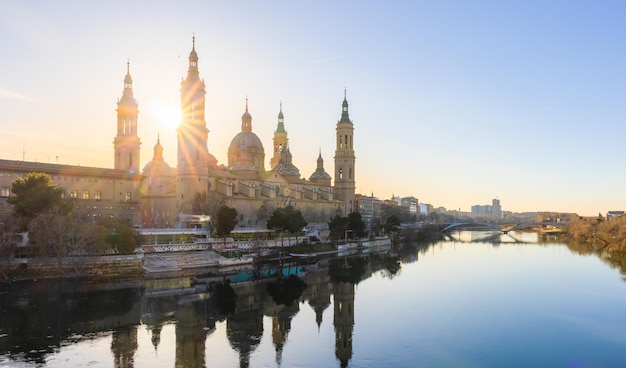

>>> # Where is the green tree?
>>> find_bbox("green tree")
[328,215,349,241]
[8,172,71,228]
[266,205,307,235]
[215,205,238,237]
[347,212,366,238]
[98,218,140,255]
[384,214,401,235]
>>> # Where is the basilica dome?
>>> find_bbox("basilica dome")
[228,131,264,155]
[227,100,265,173]
[142,136,172,176]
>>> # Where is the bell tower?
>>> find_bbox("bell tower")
[113,61,141,173]
[334,90,356,213]
[176,36,209,212]
[270,102,288,169]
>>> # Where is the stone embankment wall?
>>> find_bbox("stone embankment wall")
[3,254,144,280]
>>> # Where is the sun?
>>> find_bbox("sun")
[148,101,181,131]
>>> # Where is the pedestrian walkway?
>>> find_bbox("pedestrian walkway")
[143,250,222,273]
[142,255,181,273]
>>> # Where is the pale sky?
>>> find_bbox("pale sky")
[1,0,626,216]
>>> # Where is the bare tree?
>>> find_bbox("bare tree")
[0,214,18,279]
[29,209,75,273]
[256,200,276,224]
[192,191,225,217]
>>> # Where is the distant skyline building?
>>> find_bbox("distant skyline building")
[492,198,502,218]
[471,198,503,218]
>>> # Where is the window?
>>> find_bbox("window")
[339,168,343,179]
[125,192,131,202]
[82,190,89,200]
[0,187,9,197]
[70,190,78,198]
[95,191,101,201]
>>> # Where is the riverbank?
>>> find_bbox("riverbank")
[0,240,357,282]
[0,230,409,283]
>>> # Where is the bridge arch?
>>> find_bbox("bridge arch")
[441,222,502,233]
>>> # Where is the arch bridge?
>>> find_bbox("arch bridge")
[441,221,566,233]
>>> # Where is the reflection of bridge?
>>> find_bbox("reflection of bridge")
[443,231,532,244]
[441,222,566,233]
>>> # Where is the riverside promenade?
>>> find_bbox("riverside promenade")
[141,250,257,278]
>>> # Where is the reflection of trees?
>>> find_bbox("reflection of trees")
[565,241,626,281]
[112,326,138,368]
[379,257,401,279]
[329,257,366,284]
[0,279,140,364]
[266,275,307,306]
[599,251,626,281]
[213,282,237,316]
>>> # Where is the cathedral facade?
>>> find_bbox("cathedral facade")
[140,37,356,229]
[0,37,356,230]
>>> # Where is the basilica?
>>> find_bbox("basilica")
[0,38,357,228]
[138,37,356,228]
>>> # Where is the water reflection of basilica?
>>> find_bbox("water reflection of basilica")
[135,256,378,367]
[137,270,357,367]
[1,251,397,367]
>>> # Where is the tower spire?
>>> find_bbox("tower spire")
[270,101,288,169]
[340,88,351,123]
[124,59,133,90]
[187,35,199,76]
[276,101,285,133]
[114,60,140,172]
[241,97,252,132]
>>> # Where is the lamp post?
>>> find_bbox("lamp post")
[344,229,352,244]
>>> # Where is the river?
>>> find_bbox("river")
[1,231,626,367]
